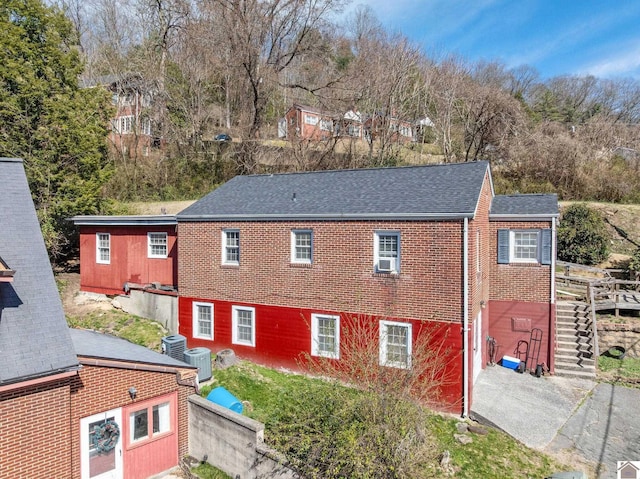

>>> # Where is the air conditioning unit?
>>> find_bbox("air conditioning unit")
[183,347,212,382]
[377,258,396,272]
[161,334,186,361]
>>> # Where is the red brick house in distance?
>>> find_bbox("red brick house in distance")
[176,161,559,414]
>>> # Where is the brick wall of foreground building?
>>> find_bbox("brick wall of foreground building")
[0,379,73,478]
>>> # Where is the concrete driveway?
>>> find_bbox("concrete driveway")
[548,383,640,478]
[472,366,640,478]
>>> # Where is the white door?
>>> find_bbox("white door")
[473,312,483,383]
[80,408,123,479]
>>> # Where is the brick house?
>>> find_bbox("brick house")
[82,73,159,156]
[70,215,178,295]
[363,111,415,143]
[282,104,363,141]
[0,157,196,479]
[176,161,558,414]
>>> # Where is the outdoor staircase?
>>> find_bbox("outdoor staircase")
[554,300,597,379]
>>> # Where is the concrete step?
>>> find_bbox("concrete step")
[554,357,596,370]
[556,312,590,320]
[557,326,591,336]
[557,332,592,341]
[556,302,589,312]
[554,367,597,379]
[556,319,591,328]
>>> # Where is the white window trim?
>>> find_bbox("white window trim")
[311,313,340,359]
[147,232,168,259]
[232,305,256,347]
[509,230,540,264]
[304,114,319,125]
[96,233,110,264]
[193,302,214,340]
[379,320,412,369]
[373,231,400,273]
[291,229,313,264]
[222,229,240,265]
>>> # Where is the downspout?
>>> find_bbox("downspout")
[463,217,469,418]
[550,217,557,373]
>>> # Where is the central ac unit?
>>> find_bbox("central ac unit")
[161,334,186,361]
[183,347,212,382]
[378,258,396,272]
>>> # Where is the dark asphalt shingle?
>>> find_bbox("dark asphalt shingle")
[0,158,79,384]
[491,194,559,217]
[178,161,491,221]
[70,329,194,368]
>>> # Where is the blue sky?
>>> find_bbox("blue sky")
[351,1,640,79]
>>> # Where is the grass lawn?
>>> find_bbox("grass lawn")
[598,355,640,386]
[191,463,232,479]
[201,362,572,479]
[66,310,167,351]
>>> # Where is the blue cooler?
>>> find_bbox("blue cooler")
[501,355,520,369]
[206,386,243,414]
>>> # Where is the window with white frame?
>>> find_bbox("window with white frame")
[96,233,110,264]
[311,313,340,359]
[497,228,552,265]
[374,231,400,273]
[232,305,255,347]
[291,230,312,264]
[379,320,412,369]
[511,230,539,262]
[112,115,134,134]
[129,398,172,445]
[148,232,168,258]
[304,114,319,125]
[141,117,152,136]
[222,230,240,265]
[193,302,213,340]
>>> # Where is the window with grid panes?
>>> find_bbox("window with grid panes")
[380,320,412,368]
[232,306,255,346]
[292,230,312,263]
[96,233,110,264]
[223,230,240,264]
[148,232,167,258]
[311,314,339,358]
[193,302,213,339]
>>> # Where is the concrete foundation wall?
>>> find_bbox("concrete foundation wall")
[119,290,178,333]
[188,395,296,479]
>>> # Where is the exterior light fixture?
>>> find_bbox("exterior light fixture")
[128,387,137,400]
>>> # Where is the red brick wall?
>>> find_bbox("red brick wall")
[0,379,73,478]
[178,220,466,323]
[70,364,194,479]
[488,220,553,303]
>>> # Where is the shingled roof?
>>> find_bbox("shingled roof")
[178,161,491,221]
[0,158,79,385]
[490,194,559,219]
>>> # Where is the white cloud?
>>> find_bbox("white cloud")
[580,43,640,78]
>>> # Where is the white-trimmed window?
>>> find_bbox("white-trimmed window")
[374,231,400,273]
[379,320,412,369]
[304,114,319,125]
[311,313,340,359]
[148,232,168,258]
[222,229,240,265]
[193,302,213,340]
[112,115,134,134]
[511,230,539,262]
[497,228,552,265]
[96,233,110,264]
[129,398,172,445]
[232,305,255,347]
[291,230,312,264]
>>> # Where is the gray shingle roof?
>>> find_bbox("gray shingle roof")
[70,329,194,369]
[0,158,79,385]
[178,161,491,221]
[490,194,559,218]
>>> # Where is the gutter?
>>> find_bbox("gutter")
[462,217,469,418]
[0,368,79,393]
[550,217,557,374]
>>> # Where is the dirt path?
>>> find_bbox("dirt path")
[58,272,112,317]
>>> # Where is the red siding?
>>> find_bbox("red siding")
[123,392,179,479]
[180,298,465,412]
[488,300,554,370]
[79,225,177,295]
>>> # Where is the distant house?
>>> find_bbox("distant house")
[281,104,363,141]
[0,157,196,479]
[82,73,159,155]
[364,111,414,144]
